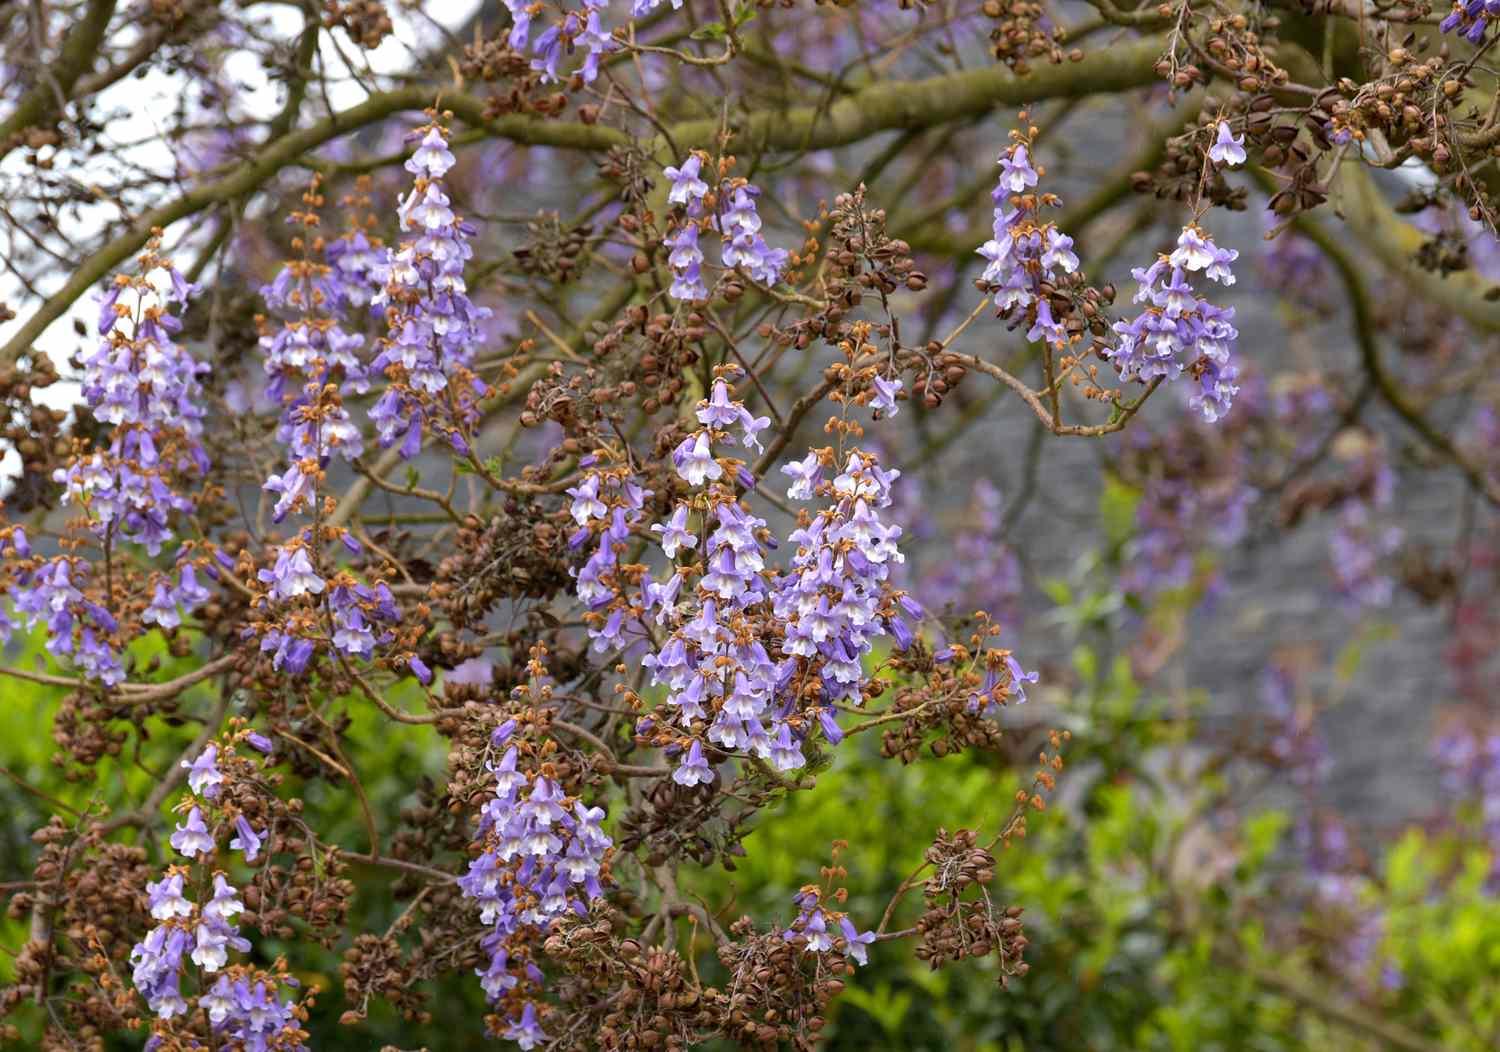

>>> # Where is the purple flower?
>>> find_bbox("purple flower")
[1169,226,1219,272]
[410,655,433,685]
[257,544,325,601]
[97,284,124,335]
[174,563,212,610]
[230,815,265,862]
[769,723,804,771]
[652,504,698,558]
[245,731,275,755]
[406,126,457,178]
[146,873,193,920]
[566,475,608,525]
[170,807,215,858]
[1209,120,1247,166]
[717,184,789,286]
[203,874,245,923]
[781,452,823,501]
[665,154,709,211]
[870,375,903,417]
[191,921,233,971]
[838,916,878,965]
[1004,655,1039,705]
[448,655,494,686]
[672,432,722,486]
[142,581,182,630]
[666,223,708,302]
[505,1002,548,1050]
[673,740,715,786]
[799,908,834,952]
[182,744,223,799]
[1041,229,1079,273]
[996,143,1039,193]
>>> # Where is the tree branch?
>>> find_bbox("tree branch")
[0,0,118,158]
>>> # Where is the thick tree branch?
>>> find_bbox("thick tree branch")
[0,35,1168,366]
[1258,169,1500,508]
[0,88,626,366]
[1335,163,1500,333]
[0,0,118,158]
[668,35,1168,155]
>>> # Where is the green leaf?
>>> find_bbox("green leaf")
[1040,576,1073,607]
[1099,474,1141,547]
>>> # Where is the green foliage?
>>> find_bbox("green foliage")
[1380,829,1500,1052]
[5,612,1499,1051]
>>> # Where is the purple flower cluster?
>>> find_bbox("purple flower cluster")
[976,127,1247,423]
[771,449,912,707]
[1299,820,1403,992]
[58,259,209,555]
[577,372,1040,789]
[977,140,1079,338]
[567,465,653,653]
[457,719,611,1045]
[627,374,935,783]
[1108,225,1242,422]
[966,652,1038,717]
[152,555,214,624]
[640,385,792,774]
[717,183,790,285]
[1439,0,1500,41]
[131,744,305,1048]
[252,179,413,679]
[13,248,230,683]
[1267,738,1404,990]
[196,975,308,1052]
[370,124,492,459]
[1270,374,1335,455]
[631,0,685,15]
[1259,222,1332,311]
[1109,411,1255,601]
[325,226,384,310]
[1260,666,1403,991]
[783,888,877,966]
[504,0,619,85]
[250,541,403,677]
[84,269,204,440]
[664,155,790,301]
[10,556,124,685]
[54,447,197,558]
[260,257,367,525]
